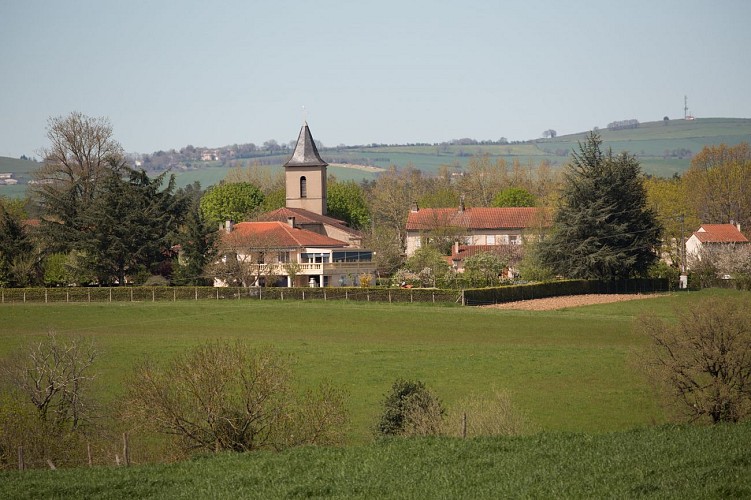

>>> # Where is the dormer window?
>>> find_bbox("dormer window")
[300,176,307,198]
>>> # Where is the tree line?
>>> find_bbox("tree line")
[1,111,750,289]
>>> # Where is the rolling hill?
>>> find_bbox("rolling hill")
[2,117,750,199]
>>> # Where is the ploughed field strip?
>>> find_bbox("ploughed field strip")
[483,293,667,311]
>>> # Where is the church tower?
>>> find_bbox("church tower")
[283,122,327,215]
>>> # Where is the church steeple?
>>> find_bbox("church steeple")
[283,122,327,215]
[283,122,328,168]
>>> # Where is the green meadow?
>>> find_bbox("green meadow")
[2,289,750,496]
[2,289,734,445]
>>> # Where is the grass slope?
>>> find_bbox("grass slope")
[2,423,749,498]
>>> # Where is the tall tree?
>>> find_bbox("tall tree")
[0,205,38,287]
[683,143,751,231]
[327,178,371,228]
[33,112,125,253]
[199,182,265,227]
[173,185,217,286]
[78,169,184,285]
[538,133,661,280]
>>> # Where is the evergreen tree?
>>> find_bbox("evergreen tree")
[173,186,218,286]
[79,169,184,285]
[538,133,661,280]
[0,205,37,287]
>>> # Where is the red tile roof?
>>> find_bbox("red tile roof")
[223,221,348,248]
[693,224,748,243]
[255,207,361,236]
[406,207,547,231]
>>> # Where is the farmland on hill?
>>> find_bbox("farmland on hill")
[2,117,749,199]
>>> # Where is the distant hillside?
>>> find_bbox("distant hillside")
[0,156,39,198]
[3,118,750,198]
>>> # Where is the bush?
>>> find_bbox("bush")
[640,296,751,423]
[376,379,445,437]
[124,342,348,455]
[0,333,100,469]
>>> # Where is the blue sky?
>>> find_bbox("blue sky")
[2,0,750,158]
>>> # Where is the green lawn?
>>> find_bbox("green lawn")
[2,423,749,498]
[2,290,728,447]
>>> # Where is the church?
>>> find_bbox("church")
[215,122,375,287]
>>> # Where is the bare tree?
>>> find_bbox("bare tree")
[640,296,751,423]
[1,332,98,431]
[32,112,125,253]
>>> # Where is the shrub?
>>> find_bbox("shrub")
[124,342,348,455]
[0,333,100,469]
[640,296,751,423]
[376,379,445,437]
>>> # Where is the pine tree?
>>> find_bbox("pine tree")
[539,132,661,280]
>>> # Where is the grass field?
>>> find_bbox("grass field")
[2,289,737,448]
[2,423,749,498]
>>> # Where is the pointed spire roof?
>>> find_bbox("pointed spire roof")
[283,122,328,168]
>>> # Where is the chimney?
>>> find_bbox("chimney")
[410,201,419,213]
[224,220,234,233]
[453,240,460,256]
[458,195,465,213]
[287,216,296,228]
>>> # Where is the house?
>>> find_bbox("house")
[405,201,548,278]
[405,201,547,257]
[215,122,375,287]
[685,223,748,261]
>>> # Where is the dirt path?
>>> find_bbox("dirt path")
[481,293,667,311]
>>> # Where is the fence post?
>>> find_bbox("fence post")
[123,433,130,466]
[259,287,262,300]
[87,440,93,467]
[23,291,26,303]
[109,288,112,302]
[388,291,392,303]
[432,292,435,304]
[195,287,198,300]
[173,289,176,302]
[345,290,348,300]
[410,291,413,303]
[45,288,48,303]
[67,291,69,303]
[130,288,133,302]
[88,290,91,302]
[302,291,305,301]
[281,291,284,301]
[461,290,466,306]
[462,412,467,439]
[216,288,219,300]
[324,290,327,301]
[152,289,155,302]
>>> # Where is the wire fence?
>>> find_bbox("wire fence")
[0,279,669,307]
[0,286,463,305]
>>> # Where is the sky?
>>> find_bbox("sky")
[2,0,751,158]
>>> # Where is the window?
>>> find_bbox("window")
[487,235,496,245]
[300,176,307,198]
[509,235,520,245]
[278,251,291,263]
